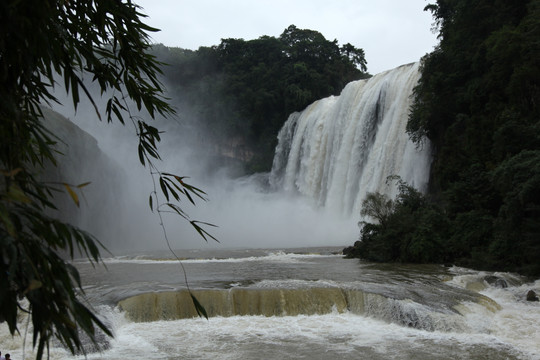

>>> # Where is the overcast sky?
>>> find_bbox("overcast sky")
[135,0,439,75]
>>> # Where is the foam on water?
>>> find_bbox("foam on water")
[251,279,341,289]
[12,312,532,360]
[447,271,540,358]
[76,250,341,265]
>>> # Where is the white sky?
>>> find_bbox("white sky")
[135,0,438,75]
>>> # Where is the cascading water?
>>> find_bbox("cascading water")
[270,62,431,215]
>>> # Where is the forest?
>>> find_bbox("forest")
[347,0,540,276]
[150,25,369,172]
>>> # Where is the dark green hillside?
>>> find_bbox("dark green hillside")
[348,0,540,276]
[151,25,369,172]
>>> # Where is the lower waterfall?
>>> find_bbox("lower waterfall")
[270,62,431,215]
[118,286,497,333]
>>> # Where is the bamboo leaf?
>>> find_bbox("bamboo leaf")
[76,77,101,121]
[63,183,80,207]
[138,143,145,166]
[111,103,124,124]
[0,204,16,237]
[190,293,208,320]
[76,181,91,189]
[184,190,195,205]
[7,184,31,203]
[190,220,218,243]
[23,279,43,295]
[159,177,169,201]
[163,177,180,201]
[1,168,23,177]
[166,203,188,219]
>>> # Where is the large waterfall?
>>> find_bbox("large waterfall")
[270,62,431,215]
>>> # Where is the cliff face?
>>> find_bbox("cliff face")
[40,107,130,250]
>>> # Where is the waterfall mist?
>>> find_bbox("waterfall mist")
[47,62,430,254]
[48,95,355,253]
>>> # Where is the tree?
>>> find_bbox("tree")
[0,1,210,358]
[340,43,368,72]
[352,180,448,264]
[156,26,369,172]
[360,192,395,226]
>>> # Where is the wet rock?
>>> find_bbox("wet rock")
[466,281,486,292]
[484,275,508,288]
[526,290,539,302]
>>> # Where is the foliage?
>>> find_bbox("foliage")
[351,179,448,264]
[151,25,369,172]
[401,0,540,275]
[360,192,395,226]
[0,0,211,358]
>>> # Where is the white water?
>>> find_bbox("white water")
[270,62,431,215]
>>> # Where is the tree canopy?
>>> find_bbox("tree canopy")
[151,25,369,172]
[0,0,208,358]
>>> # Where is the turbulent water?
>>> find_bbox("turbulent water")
[1,248,539,359]
[270,62,431,215]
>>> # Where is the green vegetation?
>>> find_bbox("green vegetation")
[350,1,540,276]
[0,1,209,358]
[346,178,449,264]
[151,25,369,172]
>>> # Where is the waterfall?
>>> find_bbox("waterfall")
[270,62,431,215]
[118,285,497,333]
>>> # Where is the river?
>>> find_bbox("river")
[2,247,539,359]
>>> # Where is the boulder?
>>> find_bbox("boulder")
[483,275,508,288]
[526,290,539,302]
